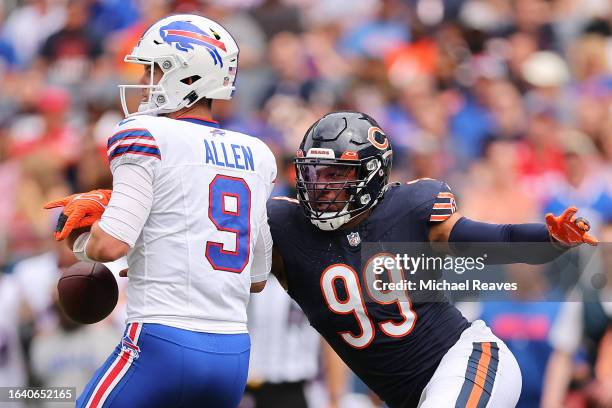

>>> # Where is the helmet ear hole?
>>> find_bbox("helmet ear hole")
[180,75,202,85]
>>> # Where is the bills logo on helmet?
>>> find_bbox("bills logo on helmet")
[160,21,227,67]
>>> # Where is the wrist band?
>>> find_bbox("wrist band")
[73,232,96,263]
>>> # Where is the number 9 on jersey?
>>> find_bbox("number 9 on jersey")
[205,175,251,273]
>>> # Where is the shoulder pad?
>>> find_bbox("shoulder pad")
[267,196,301,230]
[388,178,457,223]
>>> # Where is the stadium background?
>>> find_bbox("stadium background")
[0,0,610,407]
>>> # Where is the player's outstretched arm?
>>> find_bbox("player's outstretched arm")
[429,206,597,264]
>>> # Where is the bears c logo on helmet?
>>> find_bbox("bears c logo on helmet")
[367,127,389,150]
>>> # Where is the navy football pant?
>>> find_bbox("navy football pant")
[77,323,250,408]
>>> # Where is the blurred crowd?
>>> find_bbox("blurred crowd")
[0,0,610,407]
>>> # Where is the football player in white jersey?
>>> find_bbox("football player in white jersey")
[44,14,276,408]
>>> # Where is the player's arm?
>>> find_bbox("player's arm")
[265,195,292,291]
[47,120,160,263]
[415,179,596,263]
[70,163,154,263]
[251,143,278,292]
[66,223,128,262]
[250,218,273,293]
[429,207,597,263]
[250,150,279,292]
[70,222,129,262]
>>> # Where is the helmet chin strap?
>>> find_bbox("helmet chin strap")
[312,213,351,231]
[311,200,351,231]
[311,195,383,231]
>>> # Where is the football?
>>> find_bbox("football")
[57,262,118,324]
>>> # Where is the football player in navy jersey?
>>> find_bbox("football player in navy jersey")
[267,111,597,408]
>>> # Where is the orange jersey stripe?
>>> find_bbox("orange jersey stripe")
[433,203,453,209]
[437,192,455,199]
[429,214,451,221]
[466,342,492,408]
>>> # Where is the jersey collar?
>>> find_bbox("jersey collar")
[176,116,220,128]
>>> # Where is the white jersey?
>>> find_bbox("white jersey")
[103,115,276,334]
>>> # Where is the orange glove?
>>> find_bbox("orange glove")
[44,189,112,241]
[545,206,598,246]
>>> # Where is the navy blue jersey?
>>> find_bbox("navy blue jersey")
[267,179,470,408]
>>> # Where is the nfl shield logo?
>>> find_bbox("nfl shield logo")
[347,232,361,247]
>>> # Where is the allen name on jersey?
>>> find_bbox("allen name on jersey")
[204,137,256,171]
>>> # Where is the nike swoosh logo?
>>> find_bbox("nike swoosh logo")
[75,193,105,201]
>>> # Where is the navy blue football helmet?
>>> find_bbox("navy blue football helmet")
[295,111,393,230]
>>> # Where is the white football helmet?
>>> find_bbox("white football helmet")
[119,14,239,117]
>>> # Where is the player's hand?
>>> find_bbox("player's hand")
[44,189,112,241]
[545,206,598,246]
